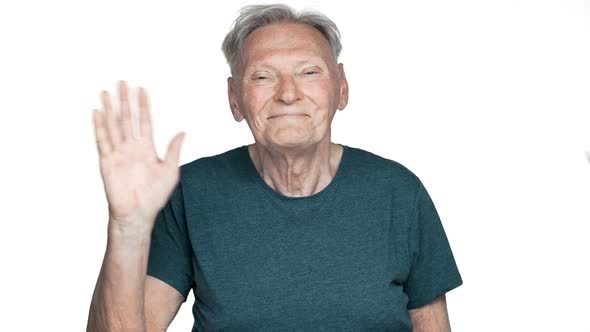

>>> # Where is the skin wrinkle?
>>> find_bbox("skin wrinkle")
[89,272,125,331]
[106,271,129,332]
[89,264,118,331]
[98,257,146,332]
[255,142,339,195]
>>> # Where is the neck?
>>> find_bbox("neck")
[248,140,343,198]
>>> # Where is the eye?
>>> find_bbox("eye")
[251,71,272,81]
[301,67,322,77]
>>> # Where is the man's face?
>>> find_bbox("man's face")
[228,22,348,150]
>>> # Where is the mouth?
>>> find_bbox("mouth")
[268,113,309,119]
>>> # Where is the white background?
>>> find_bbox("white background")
[0,0,588,331]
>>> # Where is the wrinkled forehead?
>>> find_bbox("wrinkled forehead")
[240,23,335,69]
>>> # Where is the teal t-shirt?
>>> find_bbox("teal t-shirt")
[147,144,462,331]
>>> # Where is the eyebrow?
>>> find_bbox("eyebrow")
[248,57,326,71]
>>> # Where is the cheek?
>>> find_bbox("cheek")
[243,87,274,113]
[303,81,338,117]
[241,88,274,133]
[307,80,336,103]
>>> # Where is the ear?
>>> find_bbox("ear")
[336,63,349,110]
[228,77,244,122]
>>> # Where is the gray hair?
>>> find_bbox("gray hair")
[221,4,343,78]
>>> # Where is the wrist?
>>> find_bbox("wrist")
[108,217,154,243]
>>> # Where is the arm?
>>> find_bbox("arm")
[86,223,185,332]
[409,294,451,332]
[86,222,151,331]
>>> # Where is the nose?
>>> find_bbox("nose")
[275,75,303,104]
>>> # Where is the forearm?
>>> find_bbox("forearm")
[87,220,153,332]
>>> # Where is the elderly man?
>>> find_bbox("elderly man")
[87,4,462,331]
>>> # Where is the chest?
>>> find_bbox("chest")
[186,192,413,330]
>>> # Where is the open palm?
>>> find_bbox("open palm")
[93,80,185,228]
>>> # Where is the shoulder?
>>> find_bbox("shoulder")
[344,145,423,194]
[179,145,244,181]
[171,145,246,203]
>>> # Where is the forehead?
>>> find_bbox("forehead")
[242,22,334,67]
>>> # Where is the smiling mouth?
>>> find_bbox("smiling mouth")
[269,114,309,119]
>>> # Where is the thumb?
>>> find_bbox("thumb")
[164,132,186,166]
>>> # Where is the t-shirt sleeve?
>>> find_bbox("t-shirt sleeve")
[404,180,463,309]
[147,181,195,303]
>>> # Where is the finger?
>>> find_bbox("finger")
[101,90,122,148]
[138,86,154,142]
[92,109,113,156]
[118,80,134,141]
[164,132,186,166]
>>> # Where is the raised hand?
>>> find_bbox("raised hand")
[93,80,185,231]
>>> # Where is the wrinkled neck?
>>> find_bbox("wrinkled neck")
[248,141,343,198]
